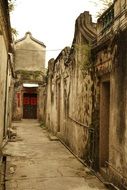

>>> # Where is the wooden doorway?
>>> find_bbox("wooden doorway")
[57,82,61,132]
[99,81,110,168]
[23,93,37,119]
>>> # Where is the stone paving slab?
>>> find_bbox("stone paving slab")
[3,120,107,190]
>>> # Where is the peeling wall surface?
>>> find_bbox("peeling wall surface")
[13,32,46,121]
[0,0,13,146]
[46,12,96,160]
[1,0,127,188]
[0,35,8,144]
[46,1,127,188]
[93,0,127,188]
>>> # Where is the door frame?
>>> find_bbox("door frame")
[22,87,38,119]
[57,80,61,132]
[99,75,110,170]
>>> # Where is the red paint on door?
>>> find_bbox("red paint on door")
[23,93,37,119]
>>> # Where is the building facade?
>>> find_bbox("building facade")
[46,12,96,159]
[13,32,46,121]
[0,0,14,147]
[93,0,127,187]
[1,0,127,188]
[45,0,127,188]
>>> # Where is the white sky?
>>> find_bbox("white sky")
[10,0,103,67]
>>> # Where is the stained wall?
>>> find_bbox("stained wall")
[46,12,96,159]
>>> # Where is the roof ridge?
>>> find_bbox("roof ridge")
[15,32,46,47]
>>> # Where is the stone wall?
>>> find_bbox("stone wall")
[46,12,96,159]
[46,2,127,188]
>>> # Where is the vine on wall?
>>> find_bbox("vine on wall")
[74,44,92,75]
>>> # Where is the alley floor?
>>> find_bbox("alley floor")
[3,120,107,190]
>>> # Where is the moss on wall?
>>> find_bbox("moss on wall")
[74,44,92,75]
[15,70,43,81]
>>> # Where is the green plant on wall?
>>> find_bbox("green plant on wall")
[74,43,92,75]
[8,0,19,39]
[18,71,31,80]
[90,0,113,18]
[8,0,16,12]
[22,72,31,80]
[15,70,43,81]
[33,71,42,80]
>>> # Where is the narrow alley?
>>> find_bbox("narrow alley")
[3,120,107,190]
[1,0,127,189]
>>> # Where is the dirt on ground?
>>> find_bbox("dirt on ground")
[2,120,107,190]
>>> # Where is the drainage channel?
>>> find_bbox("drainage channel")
[56,135,120,190]
[1,155,7,190]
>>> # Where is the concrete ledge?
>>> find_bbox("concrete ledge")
[48,133,59,141]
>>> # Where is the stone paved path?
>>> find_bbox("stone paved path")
[3,120,107,190]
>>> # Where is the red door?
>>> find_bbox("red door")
[23,93,37,119]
